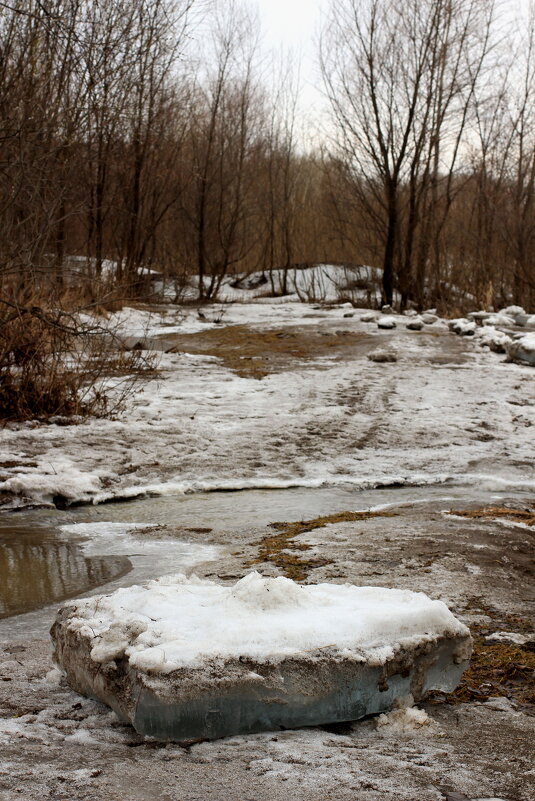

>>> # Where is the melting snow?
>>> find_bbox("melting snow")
[64,571,470,672]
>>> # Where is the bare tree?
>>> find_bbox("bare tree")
[321,0,495,307]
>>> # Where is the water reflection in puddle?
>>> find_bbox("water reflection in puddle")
[0,529,131,618]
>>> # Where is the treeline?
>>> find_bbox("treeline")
[1,0,535,312]
[0,0,329,306]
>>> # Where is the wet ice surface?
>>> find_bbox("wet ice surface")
[0,517,219,639]
[1,497,534,800]
[0,482,528,639]
[0,527,131,619]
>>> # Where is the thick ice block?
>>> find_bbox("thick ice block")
[51,573,472,742]
[506,333,535,366]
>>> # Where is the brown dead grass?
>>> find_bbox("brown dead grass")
[448,505,535,527]
[251,510,397,582]
[166,325,372,378]
[429,600,534,707]
[450,641,535,705]
[0,310,155,422]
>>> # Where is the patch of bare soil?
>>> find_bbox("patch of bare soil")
[165,325,374,378]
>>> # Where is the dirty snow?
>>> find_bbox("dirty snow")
[1,301,535,509]
[474,325,512,352]
[448,318,477,336]
[506,332,535,365]
[375,695,438,735]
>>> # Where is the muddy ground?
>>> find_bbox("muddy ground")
[1,497,534,801]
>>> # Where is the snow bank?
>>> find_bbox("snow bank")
[59,572,470,672]
[178,264,384,305]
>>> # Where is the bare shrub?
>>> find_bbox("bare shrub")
[0,306,155,423]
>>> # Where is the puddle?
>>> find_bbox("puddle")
[0,527,131,619]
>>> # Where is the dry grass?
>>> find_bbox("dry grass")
[450,641,535,705]
[429,602,534,707]
[251,510,397,582]
[448,506,535,527]
[166,325,373,378]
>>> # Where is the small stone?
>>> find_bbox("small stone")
[377,316,397,329]
[421,313,438,325]
[483,696,517,713]
[406,317,424,331]
[343,312,354,318]
[368,348,397,363]
[381,304,393,313]
[360,312,377,323]
[448,318,476,336]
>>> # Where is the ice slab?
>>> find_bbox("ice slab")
[506,333,535,366]
[51,573,472,742]
[448,318,476,336]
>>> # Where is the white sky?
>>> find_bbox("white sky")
[250,0,330,140]
[253,0,328,51]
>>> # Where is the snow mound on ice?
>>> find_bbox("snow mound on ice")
[64,572,470,673]
[474,325,512,352]
[377,316,397,329]
[506,332,535,365]
[448,318,476,336]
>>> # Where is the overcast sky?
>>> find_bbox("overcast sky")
[253,0,328,51]
[250,0,330,135]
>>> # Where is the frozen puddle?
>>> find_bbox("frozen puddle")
[0,482,529,635]
[52,572,472,742]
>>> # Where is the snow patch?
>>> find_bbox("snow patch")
[63,572,470,673]
[376,695,438,735]
[448,318,476,336]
